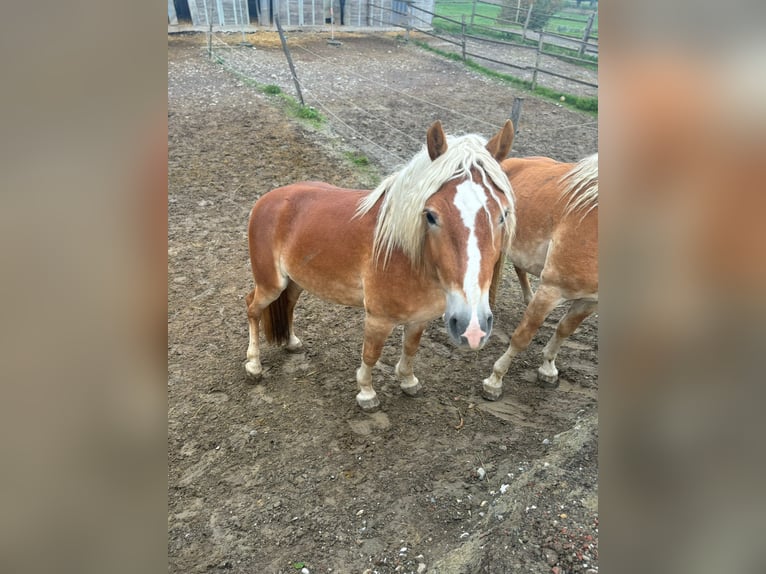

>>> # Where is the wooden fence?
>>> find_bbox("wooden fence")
[377,1,597,93]
[441,0,598,44]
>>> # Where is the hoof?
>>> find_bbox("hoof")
[482,378,503,401]
[356,391,380,412]
[285,339,304,353]
[537,370,560,389]
[400,379,422,397]
[244,361,263,381]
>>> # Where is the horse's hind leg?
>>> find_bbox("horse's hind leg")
[482,284,563,400]
[284,280,304,352]
[514,265,533,305]
[245,289,264,380]
[356,315,396,411]
[245,279,287,380]
[396,321,428,397]
[537,299,597,387]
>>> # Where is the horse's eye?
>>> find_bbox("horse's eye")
[424,210,438,226]
[499,208,510,225]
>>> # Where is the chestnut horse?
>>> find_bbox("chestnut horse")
[246,120,515,410]
[482,153,598,400]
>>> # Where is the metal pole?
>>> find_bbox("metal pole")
[275,14,305,106]
[531,32,543,90]
[510,97,523,138]
[461,15,467,62]
[206,0,213,59]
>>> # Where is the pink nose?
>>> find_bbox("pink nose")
[462,316,487,349]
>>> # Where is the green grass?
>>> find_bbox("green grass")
[434,1,501,29]
[345,152,370,167]
[545,12,598,39]
[261,84,282,95]
[212,54,325,127]
[344,151,380,186]
[414,40,597,115]
[432,1,598,61]
[281,96,324,127]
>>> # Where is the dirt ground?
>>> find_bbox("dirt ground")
[168,31,598,573]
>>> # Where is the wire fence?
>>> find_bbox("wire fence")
[204,28,597,172]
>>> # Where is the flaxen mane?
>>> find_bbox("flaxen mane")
[356,134,514,268]
[560,152,598,218]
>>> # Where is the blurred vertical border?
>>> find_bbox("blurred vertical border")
[601,0,766,572]
[0,1,167,573]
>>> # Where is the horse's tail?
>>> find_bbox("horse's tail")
[261,290,291,346]
[489,253,506,307]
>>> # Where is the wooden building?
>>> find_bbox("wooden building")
[168,0,434,28]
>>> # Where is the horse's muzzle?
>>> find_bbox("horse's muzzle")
[444,298,493,350]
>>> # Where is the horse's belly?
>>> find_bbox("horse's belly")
[286,268,365,308]
[507,240,549,277]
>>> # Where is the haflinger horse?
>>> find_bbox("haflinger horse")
[246,120,516,411]
[482,153,598,401]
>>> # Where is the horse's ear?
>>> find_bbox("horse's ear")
[486,120,514,161]
[427,120,448,160]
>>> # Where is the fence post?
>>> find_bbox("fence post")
[522,2,534,42]
[405,0,412,42]
[461,15,467,61]
[510,97,523,138]
[579,12,595,57]
[531,32,543,90]
[275,14,305,106]
[470,0,477,27]
[515,0,521,23]
[207,13,213,59]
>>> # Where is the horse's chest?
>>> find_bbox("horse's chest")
[364,279,445,322]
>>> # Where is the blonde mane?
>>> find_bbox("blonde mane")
[356,134,514,268]
[560,152,598,217]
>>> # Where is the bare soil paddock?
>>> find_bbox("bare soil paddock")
[168,31,598,574]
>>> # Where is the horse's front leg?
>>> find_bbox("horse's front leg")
[395,321,428,397]
[482,284,563,400]
[356,315,395,411]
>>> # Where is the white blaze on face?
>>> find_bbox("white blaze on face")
[453,180,491,347]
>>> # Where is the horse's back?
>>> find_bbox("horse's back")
[502,157,572,198]
[249,182,367,239]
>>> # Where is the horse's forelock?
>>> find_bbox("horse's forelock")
[356,133,514,267]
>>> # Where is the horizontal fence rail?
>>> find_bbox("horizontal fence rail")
[371,1,597,95]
